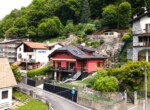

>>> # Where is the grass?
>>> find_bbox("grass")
[15,99,49,110]
[13,90,29,101]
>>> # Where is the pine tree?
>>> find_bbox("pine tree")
[80,0,91,23]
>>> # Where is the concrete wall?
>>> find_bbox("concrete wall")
[78,97,125,110]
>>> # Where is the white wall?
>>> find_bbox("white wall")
[0,87,12,110]
[48,44,62,55]
[17,43,63,63]
[140,16,150,32]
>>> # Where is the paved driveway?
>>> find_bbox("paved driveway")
[17,83,92,110]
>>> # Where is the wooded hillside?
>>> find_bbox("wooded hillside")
[0,0,149,40]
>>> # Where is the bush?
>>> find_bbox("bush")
[99,39,105,45]
[92,70,119,92]
[122,31,131,41]
[84,24,96,35]
[27,64,51,77]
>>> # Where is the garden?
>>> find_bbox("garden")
[11,89,49,110]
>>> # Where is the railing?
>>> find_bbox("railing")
[50,67,77,73]
[132,30,150,35]
[136,42,150,46]
[21,58,36,63]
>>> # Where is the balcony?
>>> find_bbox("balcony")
[132,30,150,36]
[136,42,150,47]
[50,67,77,73]
[21,58,36,63]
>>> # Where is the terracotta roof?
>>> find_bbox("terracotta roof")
[0,58,17,89]
[23,41,48,49]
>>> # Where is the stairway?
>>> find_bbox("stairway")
[61,71,82,83]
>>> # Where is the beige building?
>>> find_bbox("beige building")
[0,58,17,110]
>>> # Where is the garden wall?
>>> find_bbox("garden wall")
[78,97,125,110]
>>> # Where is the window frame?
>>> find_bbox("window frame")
[1,90,8,99]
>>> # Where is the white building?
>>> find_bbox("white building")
[132,11,150,62]
[15,41,63,70]
[0,58,17,110]
[0,39,22,63]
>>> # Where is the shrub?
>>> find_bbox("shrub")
[99,39,105,45]
[84,24,96,35]
[122,31,131,41]
[27,64,51,77]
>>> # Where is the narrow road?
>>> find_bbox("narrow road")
[17,83,92,110]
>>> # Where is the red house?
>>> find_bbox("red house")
[49,45,106,81]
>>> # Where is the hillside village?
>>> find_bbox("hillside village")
[0,0,150,110]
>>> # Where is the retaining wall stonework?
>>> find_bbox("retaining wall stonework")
[77,97,125,110]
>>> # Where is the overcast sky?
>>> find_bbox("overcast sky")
[0,0,33,20]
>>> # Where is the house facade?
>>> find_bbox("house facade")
[0,39,22,63]
[49,45,106,81]
[0,58,17,110]
[16,41,62,70]
[132,11,150,62]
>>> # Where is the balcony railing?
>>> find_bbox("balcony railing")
[136,42,150,46]
[50,67,77,73]
[21,58,36,63]
[132,30,150,35]
[50,67,87,73]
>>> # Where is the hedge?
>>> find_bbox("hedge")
[27,64,51,77]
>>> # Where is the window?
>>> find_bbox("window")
[139,37,143,42]
[105,32,109,35]
[28,65,33,69]
[2,91,8,99]
[145,24,150,33]
[110,32,114,35]
[0,48,3,52]
[18,54,22,59]
[97,62,104,67]
[19,48,21,51]
[97,62,100,67]
[29,55,32,59]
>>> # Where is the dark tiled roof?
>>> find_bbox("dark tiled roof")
[77,46,95,52]
[131,11,150,23]
[49,45,106,59]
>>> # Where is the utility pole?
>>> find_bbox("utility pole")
[144,66,147,110]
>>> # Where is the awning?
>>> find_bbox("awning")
[50,58,76,61]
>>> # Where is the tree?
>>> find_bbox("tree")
[38,18,60,38]
[109,61,150,91]
[64,20,74,34]
[118,2,131,29]
[11,65,22,83]
[80,0,91,23]
[102,5,118,29]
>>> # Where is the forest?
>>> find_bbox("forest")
[0,0,150,41]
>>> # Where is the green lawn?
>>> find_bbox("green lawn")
[13,90,29,101]
[15,99,49,110]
